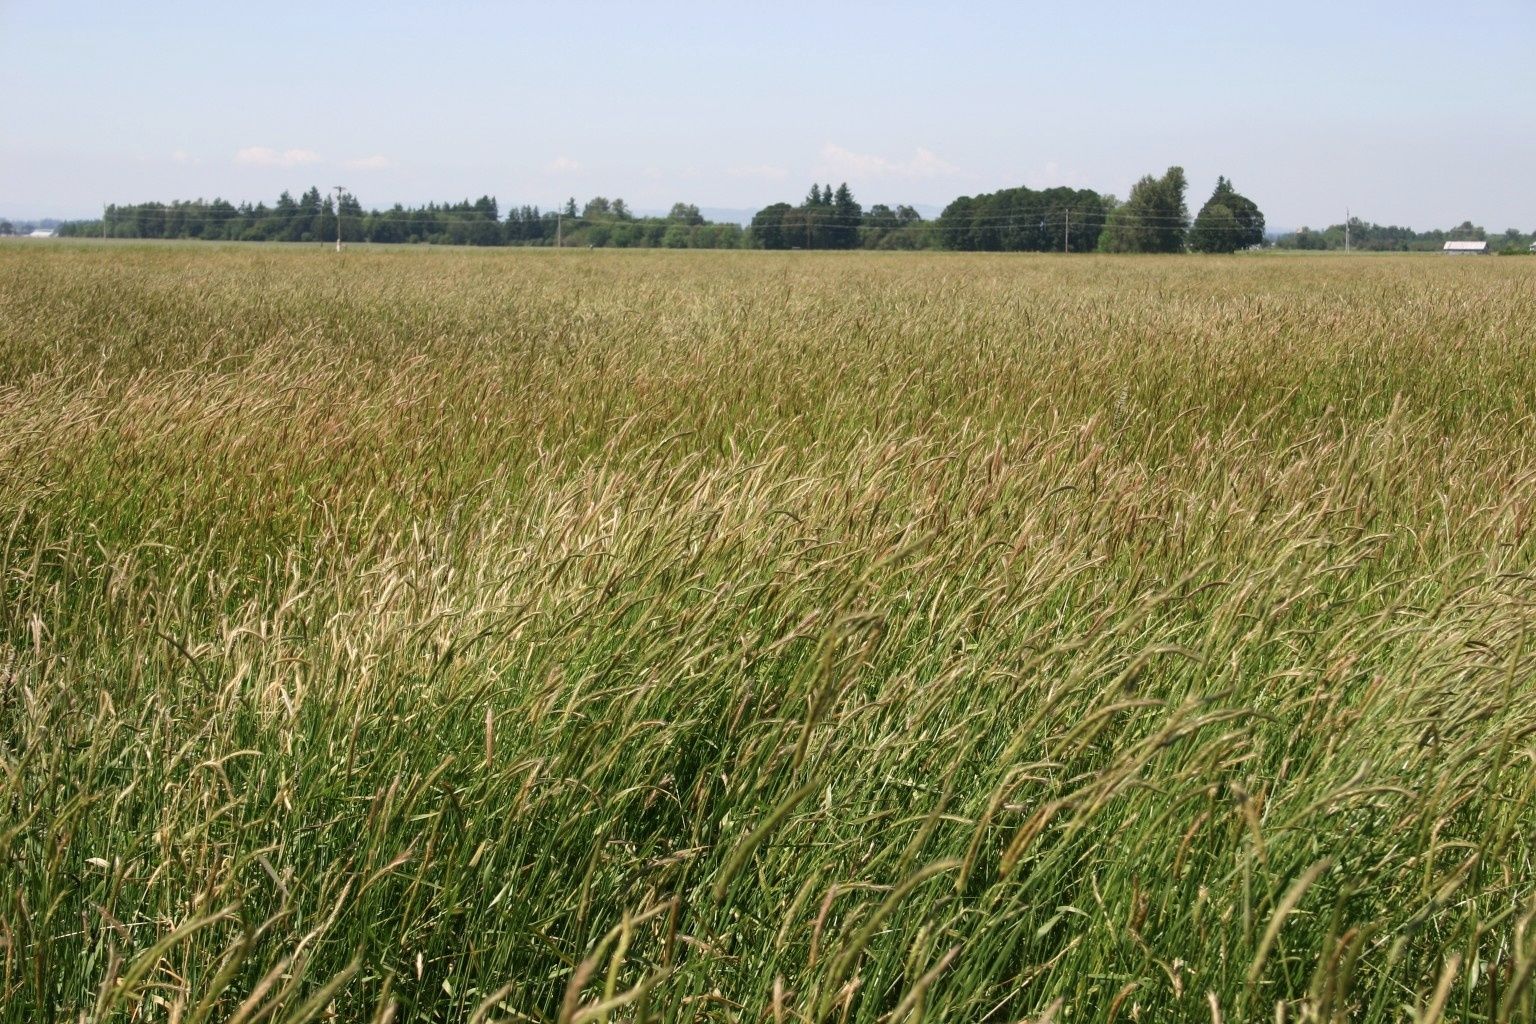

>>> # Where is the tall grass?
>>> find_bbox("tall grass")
[2,242,1535,1022]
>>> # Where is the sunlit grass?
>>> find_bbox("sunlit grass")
[2,242,1535,1022]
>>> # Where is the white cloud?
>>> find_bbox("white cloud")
[727,163,789,181]
[817,144,963,180]
[235,146,322,168]
[545,156,581,174]
[345,154,391,170]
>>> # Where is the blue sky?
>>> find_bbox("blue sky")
[3,0,1533,230]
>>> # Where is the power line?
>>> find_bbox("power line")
[95,205,1202,231]
[95,195,1200,228]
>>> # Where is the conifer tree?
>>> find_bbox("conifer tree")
[1189,177,1266,253]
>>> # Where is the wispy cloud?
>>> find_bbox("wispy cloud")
[727,163,789,181]
[345,154,391,170]
[545,156,581,174]
[235,146,322,168]
[817,144,963,180]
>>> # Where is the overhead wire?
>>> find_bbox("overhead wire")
[95,206,1206,232]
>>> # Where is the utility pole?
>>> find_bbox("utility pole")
[1064,209,1070,254]
[1345,207,1350,253]
[556,212,562,249]
[334,185,346,252]
[102,204,107,241]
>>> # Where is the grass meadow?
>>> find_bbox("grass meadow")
[3,242,1535,1022]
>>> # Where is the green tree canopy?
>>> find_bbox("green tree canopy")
[749,202,794,249]
[937,185,1108,252]
[1099,166,1189,253]
[68,189,741,249]
[669,203,704,225]
[829,183,862,248]
[751,184,862,249]
[1188,176,1265,253]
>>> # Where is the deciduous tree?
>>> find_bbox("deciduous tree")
[1099,166,1188,253]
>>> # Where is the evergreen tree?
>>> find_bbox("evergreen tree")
[338,192,366,242]
[830,182,861,248]
[274,190,303,242]
[1189,177,1265,253]
[315,196,338,245]
[1188,203,1240,253]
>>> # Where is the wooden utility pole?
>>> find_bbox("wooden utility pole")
[334,186,346,252]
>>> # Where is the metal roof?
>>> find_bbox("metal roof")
[1442,240,1487,251]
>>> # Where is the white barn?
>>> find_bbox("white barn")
[1443,240,1488,255]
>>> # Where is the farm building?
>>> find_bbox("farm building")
[1442,240,1488,255]
[27,228,56,238]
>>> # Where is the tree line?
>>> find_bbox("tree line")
[948,169,1262,253]
[1275,219,1533,253]
[749,169,1262,253]
[39,190,1533,252]
[42,173,1536,255]
[54,167,1280,254]
[55,189,748,249]
[749,183,933,250]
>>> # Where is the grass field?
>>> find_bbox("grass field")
[3,242,1535,1022]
